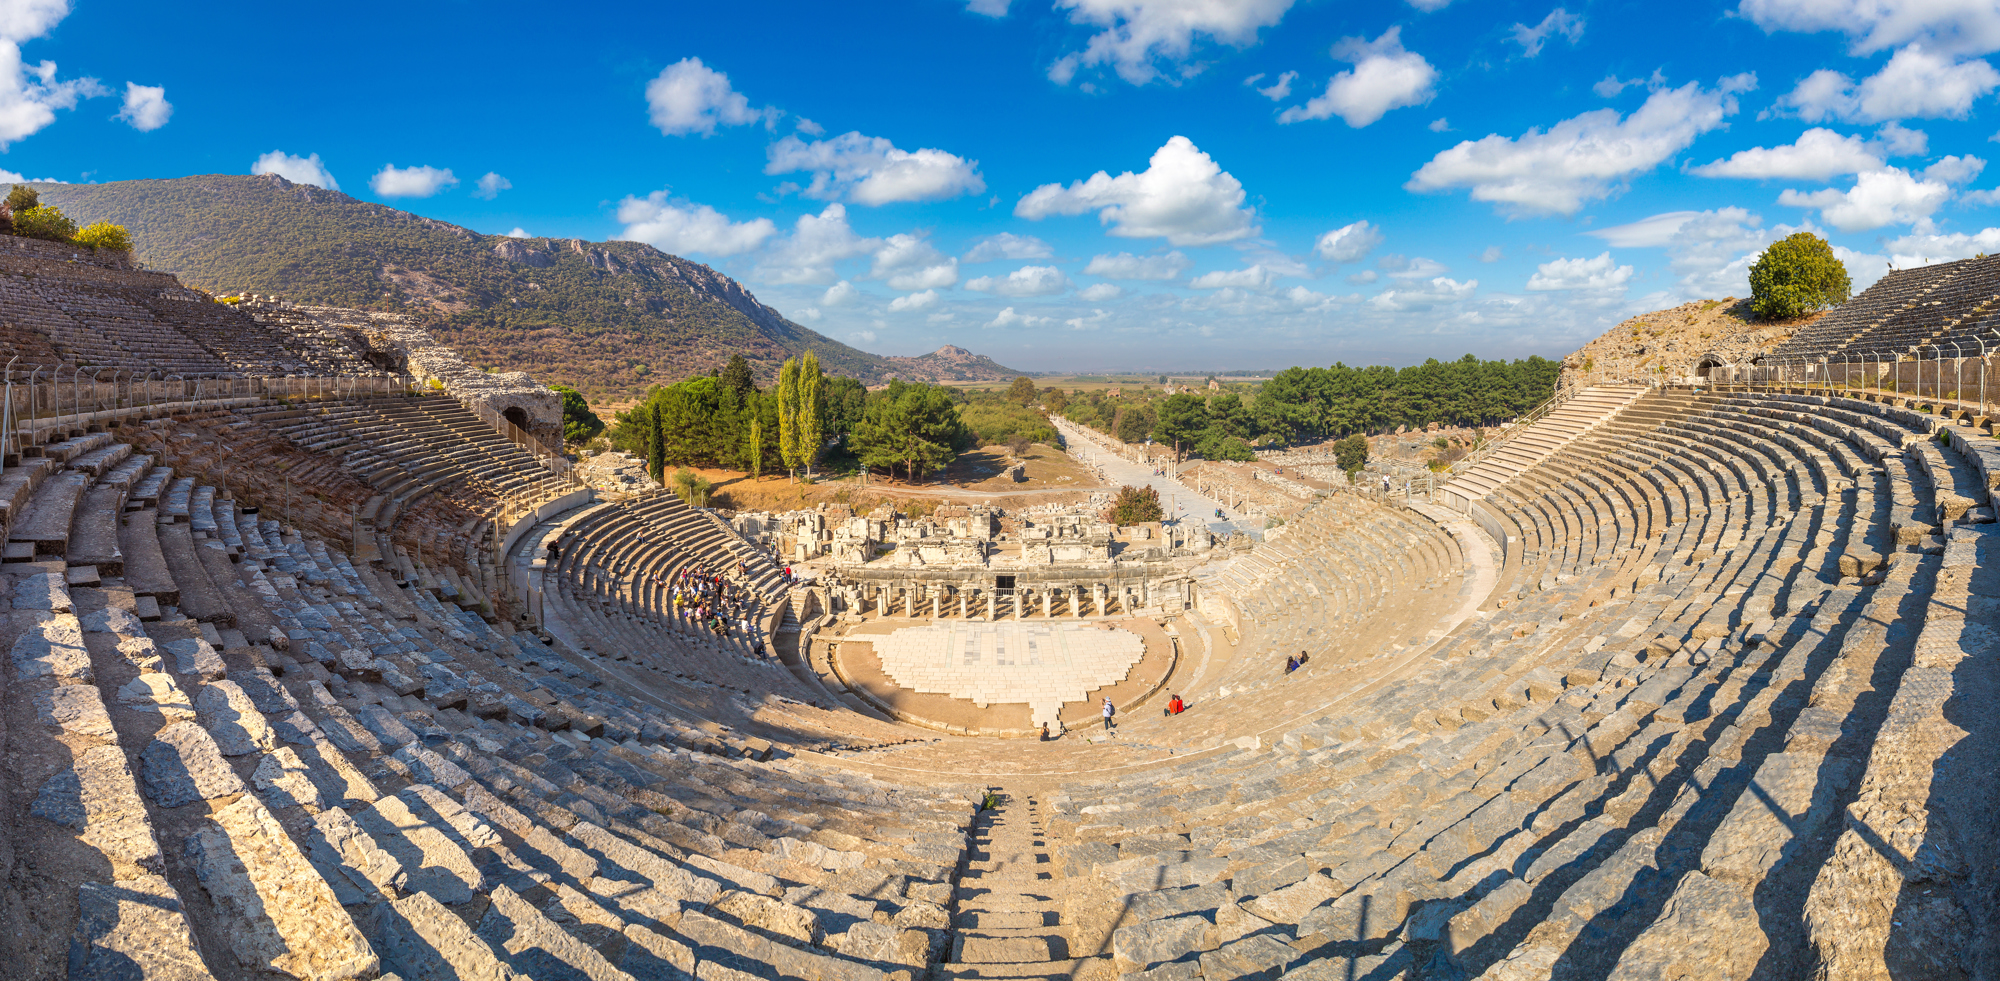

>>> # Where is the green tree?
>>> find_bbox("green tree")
[718,354,756,405]
[1005,376,1037,404]
[799,350,824,478]
[73,221,133,252]
[1153,393,1207,459]
[777,356,803,479]
[849,381,971,482]
[5,184,38,214]
[14,205,77,243]
[1197,432,1256,461]
[648,402,667,483]
[1333,434,1368,479]
[1114,403,1157,444]
[550,383,604,445]
[1749,232,1851,320]
[1107,485,1164,524]
[748,415,764,478]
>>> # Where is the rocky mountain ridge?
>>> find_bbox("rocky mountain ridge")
[24,174,1016,400]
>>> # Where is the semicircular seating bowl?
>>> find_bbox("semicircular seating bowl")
[5,364,1993,979]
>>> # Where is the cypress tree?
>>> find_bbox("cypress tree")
[648,402,666,483]
[777,356,801,480]
[748,414,763,478]
[800,351,823,479]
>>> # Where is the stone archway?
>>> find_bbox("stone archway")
[1695,357,1722,382]
[503,407,530,431]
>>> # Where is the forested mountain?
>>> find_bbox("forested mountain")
[24,174,998,400]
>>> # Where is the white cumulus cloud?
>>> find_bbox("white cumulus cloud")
[963,232,1054,262]
[0,1,107,150]
[1279,27,1437,127]
[986,306,1053,329]
[822,281,858,307]
[767,131,984,205]
[1314,220,1383,262]
[1368,277,1477,311]
[1775,45,2000,122]
[615,192,778,256]
[756,203,882,284]
[1250,70,1298,100]
[473,172,512,200]
[872,233,960,289]
[646,57,779,136]
[1526,252,1633,290]
[889,289,941,311]
[1407,80,1739,215]
[1510,8,1584,58]
[1690,127,1885,180]
[1589,210,1704,247]
[1885,226,2000,265]
[1379,254,1450,279]
[505,227,530,238]
[1189,264,1277,289]
[966,264,1070,296]
[1739,0,2000,56]
[1047,0,1295,86]
[251,150,338,190]
[1778,166,1953,230]
[1079,282,1124,300]
[115,82,169,131]
[371,164,458,198]
[1084,251,1191,279]
[1016,136,1256,245]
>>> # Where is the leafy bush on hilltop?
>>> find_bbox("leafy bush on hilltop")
[1750,232,1851,320]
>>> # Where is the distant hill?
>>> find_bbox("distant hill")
[884,344,1024,382]
[25,174,1010,402]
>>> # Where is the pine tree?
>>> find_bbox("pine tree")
[799,351,823,479]
[776,356,801,480]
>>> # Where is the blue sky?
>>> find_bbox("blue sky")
[12,0,2000,372]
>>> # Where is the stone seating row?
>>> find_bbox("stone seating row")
[1020,390,1993,979]
[3,425,987,981]
[1775,260,1968,360]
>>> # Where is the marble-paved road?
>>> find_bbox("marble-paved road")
[1052,418,1233,527]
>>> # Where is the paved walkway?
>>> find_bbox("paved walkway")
[1052,418,1234,528]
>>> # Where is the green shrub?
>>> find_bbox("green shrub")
[13,205,77,243]
[671,468,712,507]
[72,221,133,252]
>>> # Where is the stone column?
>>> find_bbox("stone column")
[1074,586,1086,619]
[1013,589,1024,621]
[1094,583,1106,617]
[932,586,942,619]
[1043,589,1052,618]
[987,589,997,620]
[958,588,968,618]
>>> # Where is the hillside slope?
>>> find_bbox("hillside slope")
[26,174,1012,399]
[1562,296,1820,384]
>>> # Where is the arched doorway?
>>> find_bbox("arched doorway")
[503,407,529,431]
[1695,357,1722,382]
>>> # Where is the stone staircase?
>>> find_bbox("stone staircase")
[1445,384,1649,501]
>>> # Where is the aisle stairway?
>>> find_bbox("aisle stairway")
[945,794,1088,981]
[1446,385,1649,502]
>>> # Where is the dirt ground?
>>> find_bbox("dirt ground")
[695,443,1108,514]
